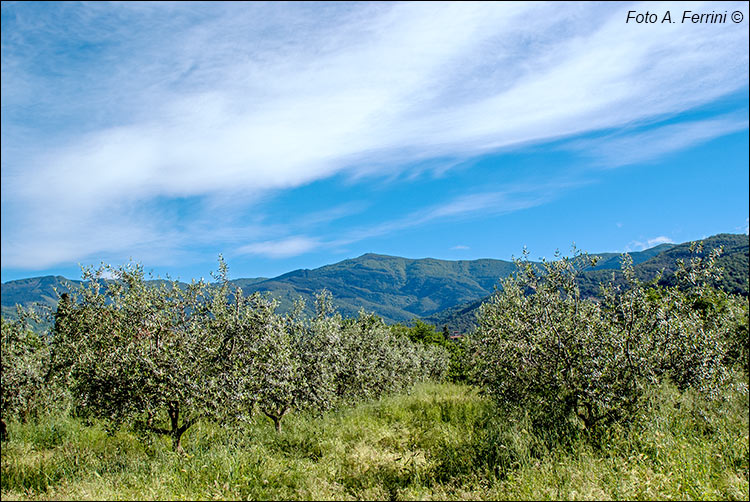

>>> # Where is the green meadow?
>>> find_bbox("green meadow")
[2,380,747,501]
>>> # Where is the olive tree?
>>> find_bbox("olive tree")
[292,291,345,414]
[648,245,747,391]
[1,310,50,441]
[248,296,300,433]
[50,263,229,452]
[334,312,430,402]
[248,291,450,431]
[471,244,739,434]
[335,313,392,402]
[471,250,621,431]
[205,259,267,425]
[209,263,341,433]
[414,342,450,382]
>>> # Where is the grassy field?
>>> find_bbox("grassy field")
[1,380,748,500]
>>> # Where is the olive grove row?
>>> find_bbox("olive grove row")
[2,259,449,449]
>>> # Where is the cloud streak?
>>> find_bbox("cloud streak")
[627,236,674,252]
[236,237,320,259]
[2,1,748,268]
[572,113,749,168]
[232,181,576,259]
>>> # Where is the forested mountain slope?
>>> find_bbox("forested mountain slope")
[3,233,746,326]
[428,233,748,333]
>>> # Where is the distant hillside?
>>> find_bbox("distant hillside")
[1,276,83,321]
[2,233,746,329]
[588,243,676,270]
[1,255,517,324]
[428,233,749,334]
[243,254,518,322]
[636,233,748,295]
[577,233,749,298]
[237,243,712,323]
[422,297,486,335]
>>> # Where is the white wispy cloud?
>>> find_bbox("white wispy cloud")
[1,1,748,268]
[573,113,749,168]
[332,189,555,247]
[647,236,674,247]
[627,236,674,251]
[236,236,320,259]
[451,245,470,251]
[233,182,574,258]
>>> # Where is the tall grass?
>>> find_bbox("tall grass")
[2,379,748,500]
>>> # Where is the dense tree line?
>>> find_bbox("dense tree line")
[1,259,450,448]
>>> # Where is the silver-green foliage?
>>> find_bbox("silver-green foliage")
[336,312,422,402]
[471,245,745,433]
[1,310,50,440]
[49,257,451,442]
[50,263,226,451]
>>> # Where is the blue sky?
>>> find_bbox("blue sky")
[1,1,748,283]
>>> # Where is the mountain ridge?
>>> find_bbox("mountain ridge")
[2,233,747,328]
[428,233,748,333]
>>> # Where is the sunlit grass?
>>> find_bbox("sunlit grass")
[2,380,748,500]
